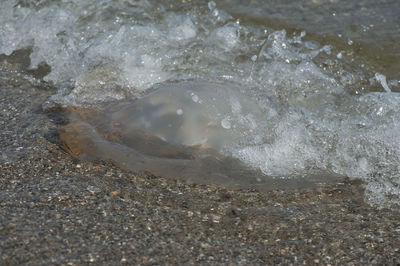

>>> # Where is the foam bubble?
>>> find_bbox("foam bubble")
[168,17,197,42]
[210,23,240,51]
[221,117,231,129]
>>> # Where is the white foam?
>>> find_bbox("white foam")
[221,117,232,129]
[169,18,197,42]
[374,73,391,92]
[210,23,240,51]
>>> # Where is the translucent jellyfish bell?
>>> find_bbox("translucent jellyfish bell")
[60,79,338,188]
[103,79,265,151]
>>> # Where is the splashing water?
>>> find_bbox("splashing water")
[1,0,400,209]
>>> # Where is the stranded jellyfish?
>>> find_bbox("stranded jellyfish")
[60,79,335,188]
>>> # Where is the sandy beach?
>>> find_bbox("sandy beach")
[1,61,400,264]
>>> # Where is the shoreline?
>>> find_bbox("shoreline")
[1,71,400,264]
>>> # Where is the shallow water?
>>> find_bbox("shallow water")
[1,0,399,209]
[219,0,400,78]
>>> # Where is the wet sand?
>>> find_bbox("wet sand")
[1,69,400,264]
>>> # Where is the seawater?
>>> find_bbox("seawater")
[1,0,400,209]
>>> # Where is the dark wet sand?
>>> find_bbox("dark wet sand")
[1,68,400,265]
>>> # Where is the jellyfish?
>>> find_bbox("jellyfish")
[59,79,335,188]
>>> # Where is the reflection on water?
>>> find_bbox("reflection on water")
[1,0,400,208]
